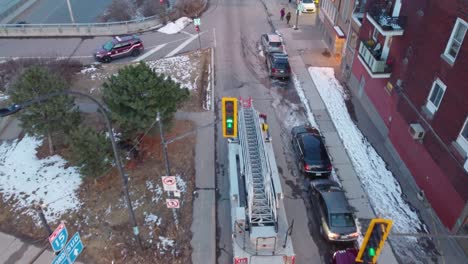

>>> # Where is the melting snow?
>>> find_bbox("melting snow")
[0,135,82,223]
[158,17,192,35]
[176,175,187,193]
[144,213,162,226]
[158,236,175,254]
[308,67,431,261]
[292,74,318,128]
[147,56,195,91]
[146,180,163,203]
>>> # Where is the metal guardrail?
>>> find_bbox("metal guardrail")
[0,15,162,37]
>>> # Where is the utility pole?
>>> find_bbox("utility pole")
[157,112,171,176]
[294,9,300,30]
[66,0,75,24]
[34,203,52,235]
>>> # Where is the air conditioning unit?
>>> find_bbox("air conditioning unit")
[409,123,425,140]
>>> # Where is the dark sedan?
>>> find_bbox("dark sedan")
[291,125,332,177]
[310,179,359,242]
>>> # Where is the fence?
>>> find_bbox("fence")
[0,15,162,37]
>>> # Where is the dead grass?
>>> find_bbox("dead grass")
[0,120,196,264]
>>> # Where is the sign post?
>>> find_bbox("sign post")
[295,2,304,30]
[194,18,202,50]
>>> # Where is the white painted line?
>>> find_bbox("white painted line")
[213,28,216,48]
[165,34,200,58]
[181,31,194,37]
[133,44,166,62]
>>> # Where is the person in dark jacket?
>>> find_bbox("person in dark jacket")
[286,11,291,25]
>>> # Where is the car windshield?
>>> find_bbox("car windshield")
[330,213,355,227]
[302,0,313,3]
[103,41,114,51]
[270,42,281,47]
[302,134,327,161]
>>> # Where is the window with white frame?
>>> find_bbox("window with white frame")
[372,27,379,41]
[443,18,467,64]
[425,78,447,114]
[322,0,337,23]
[456,117,468,171]
[342,0,350,21]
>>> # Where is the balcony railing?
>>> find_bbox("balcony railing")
[367,6,406,36]
[357,40,392,78]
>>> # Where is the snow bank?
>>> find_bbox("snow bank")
[158,17,192,35]
[0,135,82,223]
[308,67,431,261]
[292,74,317,128]
[147,55,195,90]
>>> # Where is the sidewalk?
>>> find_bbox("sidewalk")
[261,0,400,262]
[263,1,466,263]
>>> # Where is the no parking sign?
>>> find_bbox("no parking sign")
[162,176,177,191]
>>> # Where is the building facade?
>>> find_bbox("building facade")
[316,0,351,56]
[347,0,468,233]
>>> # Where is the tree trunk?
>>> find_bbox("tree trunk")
[47,132,54,155]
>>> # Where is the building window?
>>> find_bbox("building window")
[322,0,337,23]
[342,0,349,21]
[425,78,446,114]
[456,118,468,171]
[443,18,467,64]
[372,27,379,41]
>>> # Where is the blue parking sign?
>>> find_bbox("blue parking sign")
[52,250,70,264]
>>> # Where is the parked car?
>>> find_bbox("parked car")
[309,179,359,242]
[266,52,291,78]
[332,248,358,264]
[291,125,332,177]
[94,35,144,63]
[261,33,284,54]
[301,0,317,13]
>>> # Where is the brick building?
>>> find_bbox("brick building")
[346,0,468,233]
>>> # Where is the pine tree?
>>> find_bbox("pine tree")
[102,61,189,138]
[68,127,113,178]
[9,65,81,155]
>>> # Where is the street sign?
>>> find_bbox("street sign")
[297,3,304,12]
[234,257,248,263]
[52,250,69,264]
[194,18,201,26]
[162,176,177,191]
[49,222,68,252]
[65,232,84,263]
[166,199,180,208]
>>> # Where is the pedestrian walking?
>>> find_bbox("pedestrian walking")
[280,8,285,21]
[286,12,291,25]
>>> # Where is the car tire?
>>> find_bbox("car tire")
[103,56,111,63]
[131,49,140,57]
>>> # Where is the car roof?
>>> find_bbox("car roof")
[322,190,351,213]
[267,34,281,42]
[292,125,320,136]
[114,35,139,43]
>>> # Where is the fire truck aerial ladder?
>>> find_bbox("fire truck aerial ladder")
[227,97,295,264]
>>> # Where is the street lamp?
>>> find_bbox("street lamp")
[0,90,142,249]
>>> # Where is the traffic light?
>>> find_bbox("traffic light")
[356,218,393,264]
[222,97,238,138]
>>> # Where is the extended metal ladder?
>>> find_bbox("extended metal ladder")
[238,98,276,227]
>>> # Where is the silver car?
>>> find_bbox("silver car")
[261,33,284,54]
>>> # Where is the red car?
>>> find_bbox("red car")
[332,248,358,264]
[94,35,144,63]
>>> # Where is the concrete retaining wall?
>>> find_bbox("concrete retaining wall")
[0,15,162,37]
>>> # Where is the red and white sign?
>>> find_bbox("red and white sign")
[166,199,180,209]
[48,222,66,243]
[234,257,248,264]
[162,176,177,191]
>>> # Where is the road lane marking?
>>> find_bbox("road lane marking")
[165,33,202,58]
[133,44,166,62]
[181,31,194,37]
[213,28,216,48]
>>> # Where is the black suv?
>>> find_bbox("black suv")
[266,52,291,78]
[291,125,332,177]
[309,179,359,242]
[94,35,144,63]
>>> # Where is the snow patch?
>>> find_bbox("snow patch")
[158,17,192,35]
[308,67,431,261]
[0,135,82,224]
[0,93,9,101]
[176,175,187,193]
[146,180,163,203]
[144,213,162,226]
[158,236,175,254]
[292,74,318,128]
[146,55,195,91]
